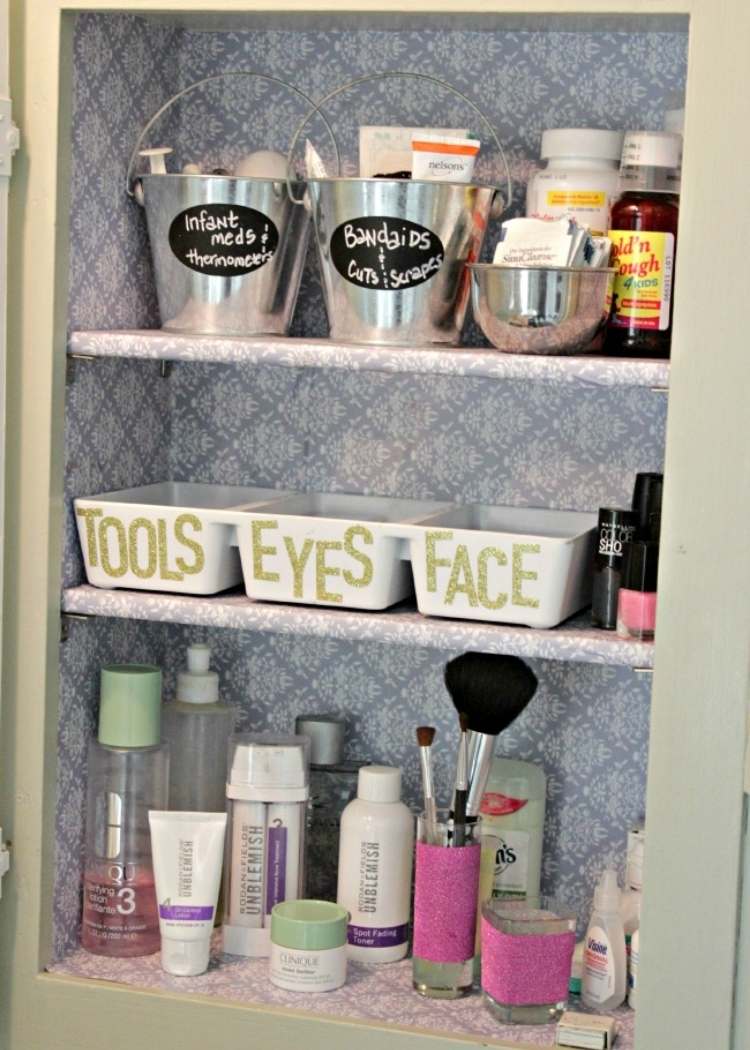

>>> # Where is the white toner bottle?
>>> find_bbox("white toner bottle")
[337,765,414,963]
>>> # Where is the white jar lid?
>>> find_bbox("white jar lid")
[621,131,682,170]
[541,127,624,162]
[358,764,401,803]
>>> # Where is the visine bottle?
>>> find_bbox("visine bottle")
[162,644,235,812]
[81,665,169,957]
[582,868,627,1010]
[337,765,414,963]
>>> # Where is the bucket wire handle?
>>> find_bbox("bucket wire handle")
[286,71,512,213]
[125,72,341,198]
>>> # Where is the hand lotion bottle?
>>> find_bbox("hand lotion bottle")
[337,765,414,963]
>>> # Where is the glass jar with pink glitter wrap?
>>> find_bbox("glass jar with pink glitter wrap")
[481,897,576,1024]
[412,812,483,999]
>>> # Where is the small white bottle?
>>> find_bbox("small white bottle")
[336,765,414,963]
[582,868,627,1010]
[621,823,644,953]
[628,927,640,1009]
[526,128,624,236]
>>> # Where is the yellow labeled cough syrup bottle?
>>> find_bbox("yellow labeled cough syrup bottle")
[605,131,681,358]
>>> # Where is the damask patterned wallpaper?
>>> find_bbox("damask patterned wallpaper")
[55,13,683,958]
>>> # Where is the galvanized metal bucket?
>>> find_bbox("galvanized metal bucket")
[288,73,512,347]
[126,73,338,337]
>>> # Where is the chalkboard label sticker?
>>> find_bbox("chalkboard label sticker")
[169,203,279,277]
[330,216,444,291]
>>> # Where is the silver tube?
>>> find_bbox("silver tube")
[466,732,495,817]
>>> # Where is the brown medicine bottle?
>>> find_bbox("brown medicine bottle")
[605,131,681,358]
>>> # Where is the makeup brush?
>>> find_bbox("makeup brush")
[452,712,470,847]
[444,653,538,818]
[416,726,438,845]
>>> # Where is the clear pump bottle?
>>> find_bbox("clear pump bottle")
[81,665,169,957]
[162,644,235,812]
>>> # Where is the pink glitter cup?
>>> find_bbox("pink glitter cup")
[481,897,576,1024]
[412,813,482,999]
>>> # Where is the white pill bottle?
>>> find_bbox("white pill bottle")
[526,128,624,236]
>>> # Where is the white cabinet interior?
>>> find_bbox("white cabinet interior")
[48,10,687,1048]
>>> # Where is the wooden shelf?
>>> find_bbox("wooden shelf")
[68,330,670,389]
[48,942,634,1050]
[61,585,654,668]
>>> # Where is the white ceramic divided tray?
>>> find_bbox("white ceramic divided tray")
[74,482,291,595]
[74,485,597,626]
[230,492,451,610]
[404,504,597,628]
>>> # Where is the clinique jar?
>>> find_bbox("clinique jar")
[269,900,349,992]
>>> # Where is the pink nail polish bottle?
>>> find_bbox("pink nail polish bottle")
[616,541,659,641]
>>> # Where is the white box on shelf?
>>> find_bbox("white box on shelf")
[404,504,597,629]
[231,492,452,610]
[74,482,292,595]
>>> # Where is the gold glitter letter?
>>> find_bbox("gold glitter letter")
[477,546,508,610]
[76,506,103,567]
[342,525,374,588]
[128,517,157,579]
[251,520,280,582]
[98,516,128,578]
[512,543,541,608]
[284,536,314,598]
[425,530,453,593]
[157,519,182,580]
[175,513,205,576]
[316,540,343,603]
[445,544,479,606]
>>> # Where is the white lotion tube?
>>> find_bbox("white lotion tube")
[264,803,303,928]
[411,135,480,184]
[225,800,267,949]
[148,810,227,976]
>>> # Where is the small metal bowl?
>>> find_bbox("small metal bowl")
[469,264,615,355]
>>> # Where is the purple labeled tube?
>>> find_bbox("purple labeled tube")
[149,811,227,977]
[591,508,638,630]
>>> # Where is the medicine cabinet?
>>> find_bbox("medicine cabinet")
[2,3,749,1050]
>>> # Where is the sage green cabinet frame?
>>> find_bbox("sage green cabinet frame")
[2,3,749,1049]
